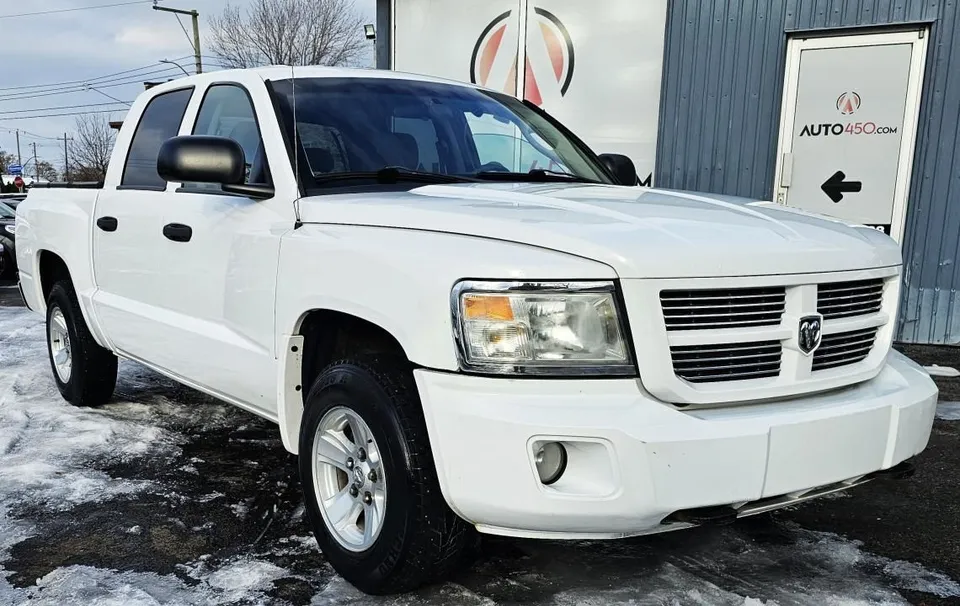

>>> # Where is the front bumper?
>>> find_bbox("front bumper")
[415,350,938,539]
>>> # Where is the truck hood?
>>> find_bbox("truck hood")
[297,182,901,279]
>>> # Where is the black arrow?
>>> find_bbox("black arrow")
[821,171,862,203]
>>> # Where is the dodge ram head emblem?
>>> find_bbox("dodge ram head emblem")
[798,315,823,355]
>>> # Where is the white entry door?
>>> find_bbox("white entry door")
[774,29,928,244]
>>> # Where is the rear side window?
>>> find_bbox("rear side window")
[121,88,193,189]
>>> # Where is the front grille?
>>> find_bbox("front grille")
[812,328,879,371]
[660,287,786,331]
[817,279,884,320]
[670,340,782,383]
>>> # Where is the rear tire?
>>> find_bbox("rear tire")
[0,242,11,280]
[298,356,475,595]
[45,280,118,407]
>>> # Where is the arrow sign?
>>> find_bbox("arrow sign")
[821,171,862,203]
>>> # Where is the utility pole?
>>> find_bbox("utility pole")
[153,3,202,74]
[31,142,38,181]
[15,130,21,167]
[62,133,73,182]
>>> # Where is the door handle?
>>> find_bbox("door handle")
[96,216,118,232]
[162,223,193,242]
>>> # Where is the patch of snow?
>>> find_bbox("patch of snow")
[201,558,288,603]
[0,310,180,513]
[7,557,291,605]
[925,364,960,377]
[937,402,960,421]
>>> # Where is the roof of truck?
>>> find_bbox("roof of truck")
[219,65,482,90]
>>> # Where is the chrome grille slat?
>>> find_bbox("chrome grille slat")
[812,328,879,371]
[679,368,782,382]
[673,353,782,365]
[818,283,884,295]
[665,309,786,318]
[661,286,785,332]
[814,347,873,361]
[671,341,780,356]
[818,279,884,320]
[661,301,785,310]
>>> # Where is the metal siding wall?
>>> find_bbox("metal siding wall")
[657,0,960,345]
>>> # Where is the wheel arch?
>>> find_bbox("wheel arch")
[38,249,72,303]
[278,307,415,455]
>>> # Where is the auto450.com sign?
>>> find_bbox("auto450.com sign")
[799,91,900,137]
[799,122,899,137]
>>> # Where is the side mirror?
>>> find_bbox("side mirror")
[158,135,246,185]
[157,135,275,199]
[598,153,638,186]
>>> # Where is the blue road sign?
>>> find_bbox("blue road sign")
[8,165,22,175]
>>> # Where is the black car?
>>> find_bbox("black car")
[0,193,26,210]
[0,201,16,280]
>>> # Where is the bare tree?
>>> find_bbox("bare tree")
[35,160,58,182]
[69,115,115,182]
[209,0,368,68]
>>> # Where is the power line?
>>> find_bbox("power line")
[0,66,187,102]
[0,1,156,20]
[0,55,193,93]
[0,125,62,141]
[0,102,131,117]
[0,108,130,121]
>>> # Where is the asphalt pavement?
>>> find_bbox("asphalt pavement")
[0,280,958,605]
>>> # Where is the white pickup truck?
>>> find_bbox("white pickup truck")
[14,66,938,595]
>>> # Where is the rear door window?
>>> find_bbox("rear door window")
[120,88,193,189]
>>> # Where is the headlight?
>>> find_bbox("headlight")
[451,280,634,376]
[3,225,13,235]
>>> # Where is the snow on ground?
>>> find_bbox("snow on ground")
[1,306,959,605]
[936,401,960,421]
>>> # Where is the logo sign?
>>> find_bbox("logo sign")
[8,164,22,176]
[797,315,823,355]
[836,91,862,115]
[469,7,575,106]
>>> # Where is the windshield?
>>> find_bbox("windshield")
[268,77,614,191]
[0,202,14,220]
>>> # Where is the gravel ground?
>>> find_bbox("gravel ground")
[1,281,959,605]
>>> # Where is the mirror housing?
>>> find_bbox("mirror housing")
[598,153,638,186]
[157,135,246,186]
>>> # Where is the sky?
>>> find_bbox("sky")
[0,0,377,174]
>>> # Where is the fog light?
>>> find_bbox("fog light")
[534,442,567,485]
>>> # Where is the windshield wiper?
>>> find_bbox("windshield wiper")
[472,168,600,184]
[312,166,479,186]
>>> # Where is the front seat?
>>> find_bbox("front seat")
[228,121,270,184]
[384,133,421,171]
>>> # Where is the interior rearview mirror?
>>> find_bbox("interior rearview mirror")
[598,153,638,186]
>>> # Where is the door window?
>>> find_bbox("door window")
[189,85,271,190]
[121,88,193,189]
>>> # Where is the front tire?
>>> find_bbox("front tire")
[299,357,474,595]
[46,280,118,407]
